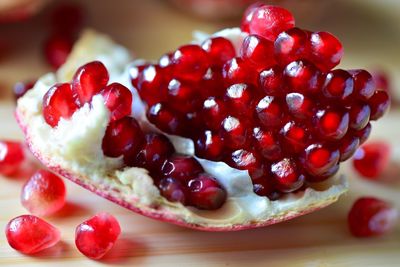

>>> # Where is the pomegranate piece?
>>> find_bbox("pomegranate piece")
[162,155,204,182]
[101,83,133,122]
[353,141,391,179]
[75,212,121,259]
[348,197,398,237]
[309,31,343,72]
[43,83,79,127]
[201,37,236,68]
[188,173,227,210]
[5,215,60,254]
[14,80,35,100]
[72,61,109,105]
[44,34,74,69]
[0,140,25,176]
[21,170,66,216]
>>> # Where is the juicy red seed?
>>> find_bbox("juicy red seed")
[243,5,295,41]
[256,96,284,128]
[14,80,35,100]
[368,90,390,120]
[102,117,144,158]
[201,37,236,67]
[158,177,188,205]
[323,69,354,101]
[137,65,168,106]
[162,155,204,182]
[222,57,257,86]
[353,141,391,179]
[284,60,323,94]
[75,213,121,260]
[21,170,66,216]
[258,66,283,95]
[356,123,372,145]
[348,197,398,237]
[270,158,305,193]
[201,68,225,98]
[224,83,254,116]
[228,149,259,171]
[240,2,267,33]
[129,64,148,89]
[280,121,309,153]
[101,83,132,122]
[309,31,343,72]
[221,116,249,150]
[253,127,282,161]
[240,35,275,70]
[0,140,25,176]
[43,83,79,127]
[315,108,349,140]
[133,133,175,171]
[171,44,210,82]
[167,79,200,113]
[43,34,73,69]
[349,103,371,130]
[72,61,109,105]
[351,69,376,100]
[188,173,227,210]
[274,27,309,65]
[339,136,360,161]
[147,103,186,135]
[301,144,340,181]
[286,92,315,120]
[195,130,225,161]
[51,4,84,35]
[5,215,60,254]
[252,176,280,200]
[202,97,227,131]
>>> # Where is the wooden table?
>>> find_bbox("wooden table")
[0,0,399,266]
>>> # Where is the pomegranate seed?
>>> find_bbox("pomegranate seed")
[228,149,260,171]
[356,123,372,145]
[256,96,284,128]
[51,4,84,35]
[75,212,121,260]
[243,5,295,41]
[323,69,354,101]
[274,27,309,66]
[43,83,79,127]
[201,37,236,67]
[72,61,109,105]
[147,103,186,135]
[349,103,371,130]
[284,60,323,94]
[224,83,254,117]
[167,79,200,113]
[14,80,35,100]
[339,136,360,161]
[351,69,376,100]
[188,173,227,210]
[201,68,225,98]
[202,97,227,131]
[353,141,391,179]
[286,92,315,120]
[162,155,204,182]
[252,175,281,200]
[240,2,266,33]
[280,121,309,153]
[315,108,349,141]
[309,31,343,72]
[129,64,148,89]
[368,90,390,120]
[253,127,282,161]
[158,177,188,204]
[102,117,144,158]
[240,35,275,70]
[270,158,304,193]
[258,66,284,95]
[21,170,66,216]
[43,34,73,69]
[372,70,390,92]
[5,215,60,254]
[0,140,25,176]
[348,197,398,237]
[195,130,225,161]
[137,65,168,106]
[221,116,249,150]
[222,57,257,86]
[171,45,209,82]
[101,83,132,122]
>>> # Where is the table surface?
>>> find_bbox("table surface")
[0,0,399,266]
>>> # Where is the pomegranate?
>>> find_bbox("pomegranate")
[16,5,388,231]
[0,140,25,176]
[353,141,391,179]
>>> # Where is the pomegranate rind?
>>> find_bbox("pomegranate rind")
[16,30,348,231]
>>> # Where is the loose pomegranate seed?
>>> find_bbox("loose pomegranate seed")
[72,61,109,105]
[285,92,315,120]
[284,60,323,94]
[372,70,390,92]
[101,83,132,122]
[315,108,349,141]
[309,31,343,72]
[253,127,282,161]
[323,69,354,101]
[43,83,79,127]
[270,158,304,193]
[274,27,309,66]
[302,144,340,182]
[75,212,121,260]
[349,103,371,130]
[351,70,376,100]
[201,37,236,68]
[14,80,35,100]
[240,35,275,70]
[137,65,168,106]
[258,66,284,95]
[147,103,186,135]
[348,197,398,237]
[171,44,210,82]
[162,155,204,182]
[195,130,225,161]
[224,83,254,117]
[5,215,60,254]
[21,170,66,216]
[242,5,295,41]
[356,123,372,145]
[167,79,200,113]
[353,141,391,179]
[368,90,390,120]
[158,177,188,205]
[102,117,144,158]
[256,96,284,128]
[0,140,25,176]
[221,116,249,150]
[129,63,148,89]
[280,121,309,154]
[228,149,259,171]
[339,136,360,161]
[43,34,74,69]
[222,57,257,86]
[188,173,227,210]
[202,97,227,131]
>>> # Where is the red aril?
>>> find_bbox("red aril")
[195,130,225,161]
[222,57,257,86]
[201,37,236,68]
[137,65,168,106]
[353,141,391,179]
[270,158,304,193]
[368,90,390,121]
[101,83,133,122]
[284,60,323,94]
[162,155,204,183]
[258,66,284,95]
[309,31,343,72]
[0,140,25,176]
[44,34,74,69]
[158,177,188,205]
[188,173,227,210]
[274,27,309,65]
[240,35,275,70]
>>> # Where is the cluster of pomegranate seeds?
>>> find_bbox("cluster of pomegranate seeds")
[131,4,390,199]
[21,170,66,216]
[5,215,61,254]
[0,140,25,176]
[75,213,121,260]
[348,197,398,237]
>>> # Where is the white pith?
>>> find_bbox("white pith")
[16,28,348,228]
